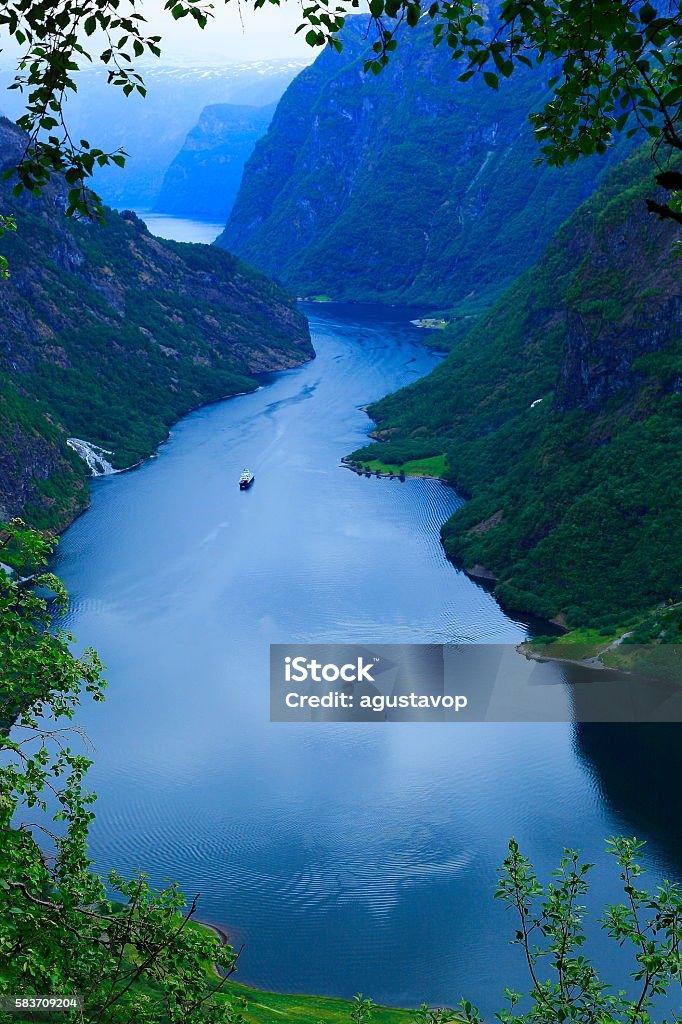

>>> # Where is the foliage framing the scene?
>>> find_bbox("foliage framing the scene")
[0,520,246,1023]
[0,0,679,223]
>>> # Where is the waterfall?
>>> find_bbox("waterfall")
[66,438,118,476]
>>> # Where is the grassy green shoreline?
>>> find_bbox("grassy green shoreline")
[220,981,415,1024]
[192,921,417,1023]
[343,453,448,480]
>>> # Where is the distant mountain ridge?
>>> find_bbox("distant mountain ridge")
[219,17,635,308]
[155,102,276,221]
[0,60,310,208]
[0,118,312,529]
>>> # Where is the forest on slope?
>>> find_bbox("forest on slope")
[219,16,635,309]
[0,118,312,531]
[350,150,682,630]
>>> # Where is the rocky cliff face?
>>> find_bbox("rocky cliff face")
[0,118,313,529]
[219,17,635,308]
[155,103,276,221]
[555,194,682,410]
[0,392,88,527]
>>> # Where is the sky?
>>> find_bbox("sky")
[140,0,315,63]
[0,0,316,67]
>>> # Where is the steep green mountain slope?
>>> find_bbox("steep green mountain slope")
[0,119,312,530]
[219,17,633,308]
[349,151,682,629]
[156,103,276,221]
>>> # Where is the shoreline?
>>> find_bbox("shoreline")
[341,461,444,482]
[198,919,232,947]
[46,357,312,537]
[343,460,561,637]
[195,919,233,978]
[194,920,419,1023]
[518,642,622,672]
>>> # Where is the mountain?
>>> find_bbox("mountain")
[219,17,634,309]
[348,149,682,630]
[155,103,276,221]
[0,61,310,209]
[0,119,313,530]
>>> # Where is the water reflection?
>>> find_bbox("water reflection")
[52,305,680,1009]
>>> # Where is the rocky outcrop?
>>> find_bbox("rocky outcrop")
[0,398,87,524]
[555,194,682,410]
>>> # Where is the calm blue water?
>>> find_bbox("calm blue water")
[129,210,224,243]
[54,299,681,1011]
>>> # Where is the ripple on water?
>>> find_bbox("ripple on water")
[53,307,675,1010]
